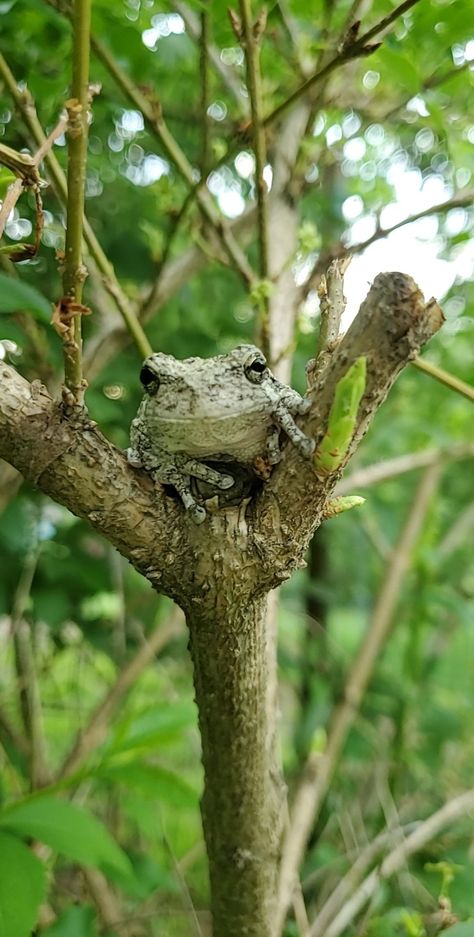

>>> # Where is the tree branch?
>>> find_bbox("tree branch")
[412,356,474,404]
[0,364,178,591]
[263,0,422,128]
[174,1,247,112]
[275,463,441,932]
[238,0,271,356]
[258,272,444,566]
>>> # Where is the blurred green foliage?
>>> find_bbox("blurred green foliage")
[0,0,473,933]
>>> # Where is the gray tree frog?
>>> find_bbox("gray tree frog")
[128,344,315,523]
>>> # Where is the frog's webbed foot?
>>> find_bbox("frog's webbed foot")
[272,403,315,459]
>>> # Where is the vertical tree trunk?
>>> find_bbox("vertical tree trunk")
[186,591,284,937]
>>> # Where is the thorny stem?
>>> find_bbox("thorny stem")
[62,0,92,403]
[239,0,271,359]
[0,52,152,360]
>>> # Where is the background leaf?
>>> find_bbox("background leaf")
[0,831,47,937]
[0,273,51,321]
[0,797,132,878]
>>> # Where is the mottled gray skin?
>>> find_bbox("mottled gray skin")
[128,344,314,523]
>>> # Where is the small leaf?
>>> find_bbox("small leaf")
[0,796,132,878]
[110,701,196,754]
[0,831,47,937]
[0,273,51,321]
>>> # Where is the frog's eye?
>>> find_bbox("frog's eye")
[140,364,159,390]
[245,355,267,384]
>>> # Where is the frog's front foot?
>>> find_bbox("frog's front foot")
[298,435,316,459]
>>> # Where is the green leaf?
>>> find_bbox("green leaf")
[0,831,47,937]
[99,761,199,808]
[42,906,97,937]
[0,273,51,322]
[109,701,196,754]
[0,167,16,199]
[0,796,132,878]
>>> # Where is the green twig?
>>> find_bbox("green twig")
[412,356,474,404]
[199,3,211,179]
[61,0,91,403]
[238,0,271,358]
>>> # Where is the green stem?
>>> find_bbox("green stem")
[62,0,92,403]
[239,0,271,359]
[199,3,210,178]
[412,356,474,404]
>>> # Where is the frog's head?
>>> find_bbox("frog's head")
[139,345,269,398]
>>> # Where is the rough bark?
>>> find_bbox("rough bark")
[0,272,443,935]
[186,587,282,936]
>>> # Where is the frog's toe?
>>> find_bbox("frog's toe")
[218,473,235,490]
[300,436,316,458]
[188,504,207,524]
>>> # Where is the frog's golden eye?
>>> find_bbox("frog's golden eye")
[245,355,267,384]
[140,364,159,390]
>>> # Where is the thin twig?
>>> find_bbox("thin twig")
[238,0,271,357]
[412,356,474,404]
[199,2,211,180]
[61,0,92,404]
[315,789,474,937]
[336,441,474,494]
[56,608,184,780]
[89,33,256,287]
[275,463,441,934]
[351,189,474,256]
[438,498,474,558]
[264,0,422,128]
[174,1,247,111]
[317,256,352,354]
[10,549,50,788]
[0,53,152,359]
[0,119,66,243]
[0,178,23,237]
